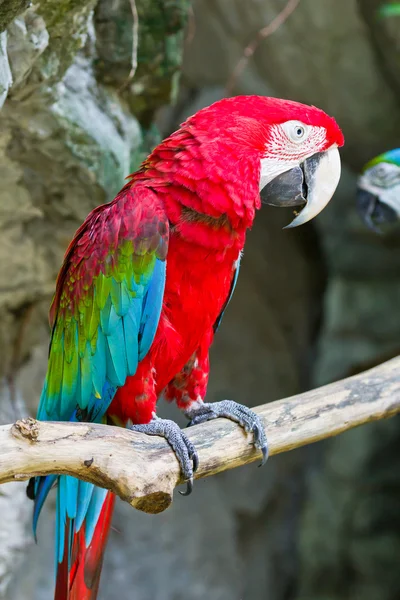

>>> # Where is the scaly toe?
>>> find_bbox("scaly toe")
[185,400,268,467]
[130,418,198,495]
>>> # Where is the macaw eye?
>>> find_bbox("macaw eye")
[374,165,387,178]
[295,126,305,138]
[281,121,310,144]
[377,166,386,175]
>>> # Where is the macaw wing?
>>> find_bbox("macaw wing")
[213,254,241,333]
[37,185,168,424]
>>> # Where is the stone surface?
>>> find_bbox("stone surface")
[95,0,190,126]
[0,0,30,33]
[0,32,12,107]
[0,382,31,599]
[359,0,400,98]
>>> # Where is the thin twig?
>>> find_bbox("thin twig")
[119,0,139,92]
[226,0,301,94]
[185,4,196,47]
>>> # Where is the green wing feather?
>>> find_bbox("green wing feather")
[37,185,168,424]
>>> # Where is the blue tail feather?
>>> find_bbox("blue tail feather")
[75,480,95,532]
[33,474,57,540]
[85,487,109,546]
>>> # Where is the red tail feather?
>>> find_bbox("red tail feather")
[55,492,116,600]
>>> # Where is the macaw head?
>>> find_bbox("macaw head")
[144,96,344,234]
[357,149,400,232]
[179,96,344,229]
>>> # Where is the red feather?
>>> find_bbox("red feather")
[55,493,115,600]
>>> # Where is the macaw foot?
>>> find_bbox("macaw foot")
[130,418,198,496]
[185,400,268,466]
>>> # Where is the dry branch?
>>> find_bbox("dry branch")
[0,357,399,514]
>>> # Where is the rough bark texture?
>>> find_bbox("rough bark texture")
[1,0,400,599]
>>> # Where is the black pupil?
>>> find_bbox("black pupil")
[296,128,303,136]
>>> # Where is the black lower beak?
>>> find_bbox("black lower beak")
[260,149,342,228]
[356,188,398,232]
[260,165,306,208]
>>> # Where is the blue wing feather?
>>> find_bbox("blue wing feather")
[139,258,166,360]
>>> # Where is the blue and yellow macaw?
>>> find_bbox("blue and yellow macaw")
[357,149,400,230]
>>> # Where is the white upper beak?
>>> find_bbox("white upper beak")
[284,146,341,228]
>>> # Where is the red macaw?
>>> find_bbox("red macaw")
[29,95,344,599]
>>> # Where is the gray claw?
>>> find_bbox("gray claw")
[259,444,268,466]
[192,451,199,473]
[179,478,193,496]
[130,418,197,495]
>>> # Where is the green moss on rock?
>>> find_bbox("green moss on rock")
[94,0,190,126]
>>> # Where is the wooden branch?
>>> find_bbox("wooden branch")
[1,357,399,514]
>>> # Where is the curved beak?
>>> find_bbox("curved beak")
[356,188,398,232]
[261,146,341,229]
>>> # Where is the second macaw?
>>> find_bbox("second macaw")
[357,148,400,229]
[29,95,344,599]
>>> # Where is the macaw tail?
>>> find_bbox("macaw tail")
[55,486,115,599]
[33,474,115,600]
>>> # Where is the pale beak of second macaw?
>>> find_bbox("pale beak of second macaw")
[261,145,341,228]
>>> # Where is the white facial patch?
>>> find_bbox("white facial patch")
[281,121,311,144]
[259,158,297,191]
[380,184,400,216]
[360,162,400,190]
[259,123,327,192]
[359,162,400,216]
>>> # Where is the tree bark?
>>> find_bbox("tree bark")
[1,356,399,515]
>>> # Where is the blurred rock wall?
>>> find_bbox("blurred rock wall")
[1,1,400,599]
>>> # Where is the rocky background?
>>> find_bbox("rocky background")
[0,0,400,598]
